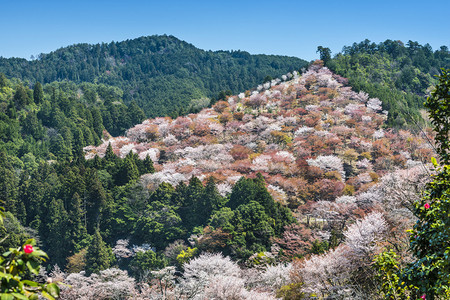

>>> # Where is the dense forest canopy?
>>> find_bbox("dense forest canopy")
[0,74,146,162]
[0,35,308,117]
[326,39,450,127]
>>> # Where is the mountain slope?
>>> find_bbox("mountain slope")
[85,61,434,207]
[0,35,308,117]
[327,39,450,127]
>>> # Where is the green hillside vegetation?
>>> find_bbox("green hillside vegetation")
[325,39,450,127]
[1,147,294,269]
[0,73,145,161]
[0,76,295,270]
[3,36,450,298]
[0,35,308,117]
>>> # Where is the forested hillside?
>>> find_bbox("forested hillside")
[325,39,450,127]
[0,74,146,162]
[0,35,308,117]
[2,61,441,298]
[2,34,450,298]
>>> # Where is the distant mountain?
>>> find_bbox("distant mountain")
[0,35,308,117]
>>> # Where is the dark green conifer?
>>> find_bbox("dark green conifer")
[104,142,116,162]
[6,100,16,119]
[33,82,44,104]
[140,154,155,175]
[13,84,30,108]
[0,73,7,88]
[0,152,18,215]
[127,100,146,125]
[200,177,223,225]
[85,230,115,275]
[115,153,139,185]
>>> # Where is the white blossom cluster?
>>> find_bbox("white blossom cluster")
[353,91,369,103]
[307,155,345,179]
[176,253,281,299]
[372,129,385,139]
[274,151,295,163]
[356,158,372,169]
[344,212,387,256]
[112,239,155,259]
[361,115,372,123]
[62,268,136,300]
[294,126,315,137]
[174,144,233,162]
[299,212,387,297]
[335,195,357,205]
[366,98,383,112]
[344,103,365,115]
[141,170,189,190]
[137,148,159,161]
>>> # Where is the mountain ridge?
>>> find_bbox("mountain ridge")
[0,35,308,117]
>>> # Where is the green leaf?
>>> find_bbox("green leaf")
[24,239,35,246]
[0,294,14,300]
[25,260,40,275]
[41,290,55,300]
[21,280,39,287]
[45,283,60,298]
[10,293,28,300]
[432,156,438,167]
[30,250,48,259]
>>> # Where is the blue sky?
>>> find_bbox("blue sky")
[1,0,448,61]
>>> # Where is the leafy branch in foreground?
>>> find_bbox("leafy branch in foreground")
[0,237,60,299]
[401,69,450,299]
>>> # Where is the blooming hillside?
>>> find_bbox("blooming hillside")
[84,61,433,208]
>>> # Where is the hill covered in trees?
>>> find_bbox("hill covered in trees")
[24,62,430,298]
[324,39,450,127]
[1,35,448,298]
[0,73,146,163]
[0,35,308,117]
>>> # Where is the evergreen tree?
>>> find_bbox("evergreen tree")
[13,84,30,108]
[91,106,104,138]
[115,153,139,185]
[228,177,255,210]
[50,134,72,160]
[85,171,107,233]
[0,73,7,88]
[6,100,16,119]
[104,142,116,163]
[33,82,44,104]
[43,198,69,265]
[21,112,44,139]
[317,46,332,65]
[0,152,18,215]
[149,182,176,205]
[67,192,87,250]
[127,100,146,125]
[85,230,115,275]
[200,177,223,225]
[139,154,155,175]
[179,176,204,229]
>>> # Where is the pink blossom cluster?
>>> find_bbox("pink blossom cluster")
[83,64,432,208]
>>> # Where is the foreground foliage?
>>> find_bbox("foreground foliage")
[403,69,450,299]
[1,207,59,299]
